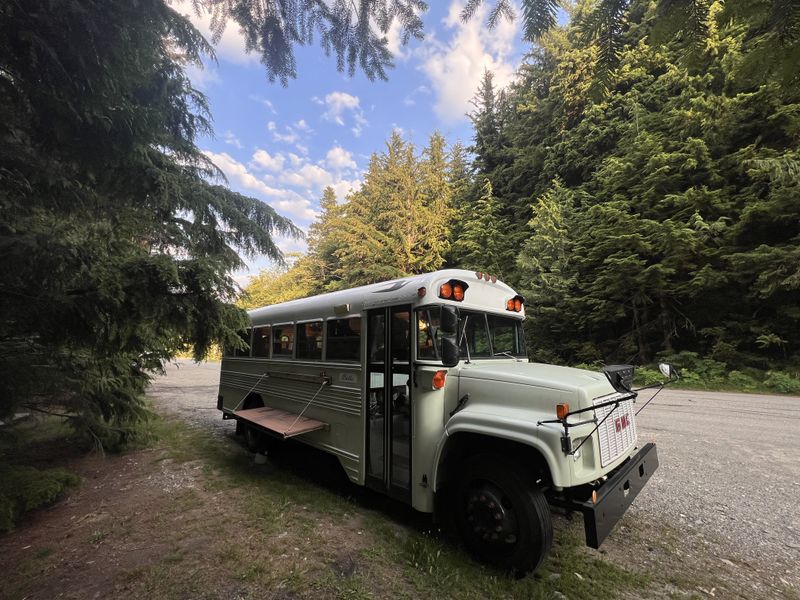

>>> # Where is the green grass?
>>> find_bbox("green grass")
[0,463,80,532]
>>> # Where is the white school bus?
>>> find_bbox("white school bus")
[217,269,660,573]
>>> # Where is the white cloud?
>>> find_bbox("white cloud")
[418,0,520,123]
[326,145,357,170]
[273,129,299,144]
[204,150,316,221]
[185,63,221,89]
[267,121,276,132]
[321,91,360,125]
[250,95,277,114]
[172,1,257,66]
[331,178,361,200]
[250,149,285,171]
[281,164,334,188]
[386,19,406,59]
[318,91,369,135]
[295,119,312,132]
[222,130,243,149]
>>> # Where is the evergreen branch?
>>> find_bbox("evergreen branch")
[522,0,560,41]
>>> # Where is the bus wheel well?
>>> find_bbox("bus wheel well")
[436,433,552,492]
[235,393,264,435]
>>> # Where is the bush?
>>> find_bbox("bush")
[727,370,760,392]
[763,371,800,395]
[0,465,79,531]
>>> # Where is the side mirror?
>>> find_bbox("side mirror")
[658,362,680,380]
[603,364,635,393]
[440,305,458,335]
[441,336,460,368]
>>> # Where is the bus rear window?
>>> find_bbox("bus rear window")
[252,326,270,357]
[296,322,323,360]
[272,325,294,357]
[326,318,361,361]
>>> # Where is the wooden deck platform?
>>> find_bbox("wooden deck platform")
[234,406,327,439]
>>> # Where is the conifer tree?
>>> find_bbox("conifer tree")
[452,179,508,278]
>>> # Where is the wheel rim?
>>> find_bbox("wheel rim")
[463,480,519,551]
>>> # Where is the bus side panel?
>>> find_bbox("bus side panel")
[218,357,364,483]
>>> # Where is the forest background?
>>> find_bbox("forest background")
[243,1,800,394]
[2,0,799,456]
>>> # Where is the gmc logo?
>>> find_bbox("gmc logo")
[615,414,630,433]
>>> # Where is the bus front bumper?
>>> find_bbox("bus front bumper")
[556,442,658,549]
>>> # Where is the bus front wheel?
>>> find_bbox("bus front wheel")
[454,454,553,575]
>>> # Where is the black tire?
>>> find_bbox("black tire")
[242,422,266,453]
[454,453,553,575]
[240,394,266,453]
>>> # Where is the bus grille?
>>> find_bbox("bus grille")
[593,394,637,467]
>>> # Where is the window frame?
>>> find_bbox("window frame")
[295,319,324,361]
[271,322,296,359]
[414,305,527,364]
[251,325,272,358]
[324,315,362,363]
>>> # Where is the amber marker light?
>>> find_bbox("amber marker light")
[556,403,570,420]
[453,284,464,301]
[514,298,523,312]
[432,370,447,389]
[440,282,453,298]
[417,286,427,297]
[592,490,598,504]
[506,299,515,311]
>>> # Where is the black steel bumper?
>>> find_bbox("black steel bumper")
[558,443,659,549]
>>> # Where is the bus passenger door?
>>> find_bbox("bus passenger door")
[366,306,412,502]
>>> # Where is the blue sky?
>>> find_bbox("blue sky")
[175,1,529,284]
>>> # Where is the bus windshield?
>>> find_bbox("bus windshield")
[417,307,526,361]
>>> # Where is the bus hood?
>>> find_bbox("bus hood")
[457,362,615,398]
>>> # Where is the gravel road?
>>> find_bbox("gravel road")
[149,360,800,593]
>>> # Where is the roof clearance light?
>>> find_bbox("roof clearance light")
[439,279,469,301]
[514,298,523,312]
[418,286,427,297]
[556,403,570,420]
[476,271,483,279]
[491,275,497,283]
[432,370,447,389]
[506,299,515,311]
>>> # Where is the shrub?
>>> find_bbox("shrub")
[763,371,800,395]
[0,465,79,531]
[727,371,760,392]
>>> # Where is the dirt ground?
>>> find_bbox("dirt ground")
[0,361,798,599]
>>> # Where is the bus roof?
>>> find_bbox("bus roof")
[247,269,523,326]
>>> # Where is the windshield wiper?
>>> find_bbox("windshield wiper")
[495,350,521,361]
[458,315,471,363]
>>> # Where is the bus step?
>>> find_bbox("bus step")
[234,406,327,439]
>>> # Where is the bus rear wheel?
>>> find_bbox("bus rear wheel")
[454,454,553,575]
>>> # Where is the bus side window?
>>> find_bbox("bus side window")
[326,317,361,361]
[296,322,323,360]
[272,325,294,357]
[252,326,271,357]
